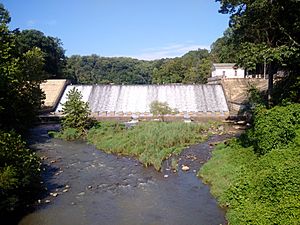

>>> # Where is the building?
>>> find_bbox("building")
[211,63,245,78]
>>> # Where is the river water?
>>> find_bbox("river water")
[19,125,228,225]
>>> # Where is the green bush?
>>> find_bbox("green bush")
[247,85,267,108]
[149,101,177,121]
[0,131,41,215]
[88,121,208,171]
[230,141,299,224]
[200,109,300,225]
[200,136,300,225]
[242,104,300,155]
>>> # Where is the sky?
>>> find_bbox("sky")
[2,0,230,60]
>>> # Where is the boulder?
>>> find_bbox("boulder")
[181,165,190,171]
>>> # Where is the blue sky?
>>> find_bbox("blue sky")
[2,0,230,60]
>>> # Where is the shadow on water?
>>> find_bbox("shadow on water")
[2,124,63,225]
[13,124,234,225]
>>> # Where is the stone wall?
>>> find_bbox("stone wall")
[40,79,69,113]
[208,77,268,113]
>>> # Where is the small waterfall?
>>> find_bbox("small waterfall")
[56,84,229,115]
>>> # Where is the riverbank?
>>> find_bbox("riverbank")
[17,124,234,225]
[200,139,300,224]
[199,104,300,225]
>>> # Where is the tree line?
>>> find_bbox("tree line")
[64,49,212,85]
[10,29,219,85]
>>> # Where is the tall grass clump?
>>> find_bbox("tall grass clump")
[88,121,208,171]
[199,103,300,225]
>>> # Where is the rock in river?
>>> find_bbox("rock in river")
[181,165,190,171]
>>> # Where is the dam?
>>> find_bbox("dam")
[55,84,229,117]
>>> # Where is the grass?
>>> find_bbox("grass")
[198,132,300,225]
[199,140,257,203]
[49,127,83,141]
[87,121,212,171]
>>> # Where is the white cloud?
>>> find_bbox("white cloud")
[132,43,209,60]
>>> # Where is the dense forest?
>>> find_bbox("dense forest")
[10,32,221,85]
[0,21,235,87]
[6,29,231,86]
[64,49,212,85]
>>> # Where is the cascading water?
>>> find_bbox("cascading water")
[55,84,229,115]
[56,85,93,112]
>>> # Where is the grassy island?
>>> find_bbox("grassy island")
[87,121,213,171]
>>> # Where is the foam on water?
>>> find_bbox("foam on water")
[55,84,229,114]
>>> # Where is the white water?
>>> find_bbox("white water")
[56,85,93,112]
[55,84,229,114]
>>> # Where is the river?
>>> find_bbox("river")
[19,124,229,225]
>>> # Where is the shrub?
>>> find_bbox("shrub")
[0,131,41,215]
[200,134,300,225]
[247,85,267,108]
[226,142,300,225]
[242,103,300,155]
[149,101,177,121]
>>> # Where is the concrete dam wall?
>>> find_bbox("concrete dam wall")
[208,77,268,112]
[56,84,229,117]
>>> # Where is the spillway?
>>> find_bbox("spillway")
[55,84,229,116]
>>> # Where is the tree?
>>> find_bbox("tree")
[152,49,211,84]
[182,49,211,83]
[16,29,66,78]
[210,28,238,63]
[152,58,185,84]
[0,4,43,218]
[150,101,176,122]
[65,55,154,84]
[65,50,211,85]
[0,4,45,133]
[61,87,91,132]
[216,0,300,105]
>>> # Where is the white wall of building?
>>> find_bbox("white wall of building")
[211,63,245,78]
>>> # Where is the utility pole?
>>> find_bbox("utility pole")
[263,58,267,79]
